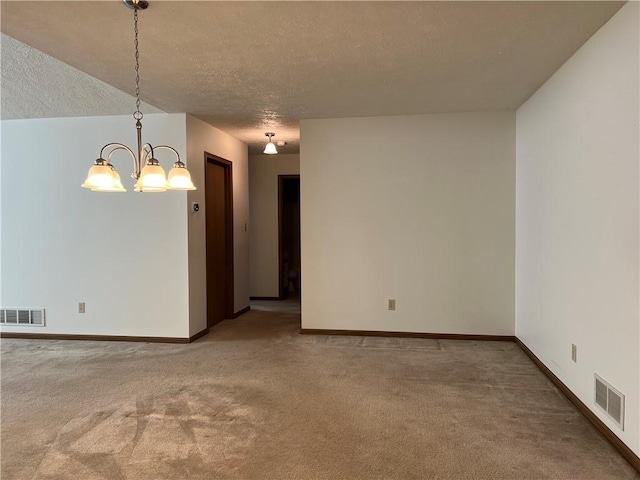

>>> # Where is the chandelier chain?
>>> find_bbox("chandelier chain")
[133,7,143,121]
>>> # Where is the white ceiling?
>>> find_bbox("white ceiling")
[0,1,624,154]
[1,34,163,120]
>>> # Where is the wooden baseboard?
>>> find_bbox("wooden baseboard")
[234,306,250,318]
[0,332,190,344]
[188,327,209,342]
[299,328,515,342]
[250,296,280,301]
[1,322,233,344]
[515,338,640,472]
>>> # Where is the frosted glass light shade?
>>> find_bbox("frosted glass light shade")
[93,170,126,192]
[81,164,116,190]
[134,163,167,192]
[167,166,196,190]
[263,141,278,154]
[134,185,166,192]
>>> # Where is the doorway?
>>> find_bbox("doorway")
[278,175,301,300]
[205,153,234,328]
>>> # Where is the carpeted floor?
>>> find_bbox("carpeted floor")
[1,301,638,480]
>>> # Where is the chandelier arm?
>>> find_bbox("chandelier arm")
[153,145,182,165]
[107,146,137,164]
[141,143,155,164]
[100,143,137,164]
[101,143,139,178]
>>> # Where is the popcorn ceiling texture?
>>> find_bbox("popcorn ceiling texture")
[1,34,163,120]
[0,1,624,153]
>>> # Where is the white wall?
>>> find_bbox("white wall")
[249,154,300,298]
[0,114,190,338]
[516,2,639,455]
[186,115,249,336]
[301,112,515,334]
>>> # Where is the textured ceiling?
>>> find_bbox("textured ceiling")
[1,34,163,120]
[1,1,624,154]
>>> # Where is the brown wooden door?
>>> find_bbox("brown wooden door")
[205,154,234,328]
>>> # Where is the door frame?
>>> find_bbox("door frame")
[205,152,234,324]
[278,174,301,300]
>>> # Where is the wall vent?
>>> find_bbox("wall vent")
[0,308,45,326]
[594,374,624,430]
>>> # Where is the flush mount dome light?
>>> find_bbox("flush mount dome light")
[81,0,196,193]
[263,133,278,154]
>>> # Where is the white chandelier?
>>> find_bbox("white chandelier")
[82,0,195,193]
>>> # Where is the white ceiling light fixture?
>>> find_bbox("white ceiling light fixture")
[263,133,278,155]
[81,0,195,193]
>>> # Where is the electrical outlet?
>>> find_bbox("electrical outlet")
[78,302,86,314]
[388,299,396,311]
[571,344,577,362]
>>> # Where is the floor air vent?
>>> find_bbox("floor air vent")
[594,374,624,430]
[0,308,45,326]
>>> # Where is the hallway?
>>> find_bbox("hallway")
[250,294,301,315]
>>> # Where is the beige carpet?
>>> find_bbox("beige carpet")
[1,303,638,480]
